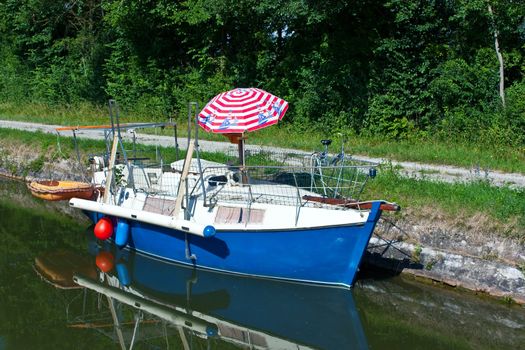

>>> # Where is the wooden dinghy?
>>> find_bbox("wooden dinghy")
[28,180,95,201]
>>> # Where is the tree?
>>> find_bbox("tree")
[487,2,505,107]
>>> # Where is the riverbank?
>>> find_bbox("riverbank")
[368,222,525,304]
[0,126,524,304]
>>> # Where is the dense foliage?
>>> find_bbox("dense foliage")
[0,0,524,145]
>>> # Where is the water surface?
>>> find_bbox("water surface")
[0,178,523,349]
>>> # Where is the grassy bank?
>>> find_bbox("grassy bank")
[1,127,523,241]
[1,102,524,174]
[363,165,525,240]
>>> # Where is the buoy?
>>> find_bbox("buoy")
[115,220,130,247]
[95,251,114,272]
[116,263,131,286]
[94,217,113,240]
[203,225,216,237]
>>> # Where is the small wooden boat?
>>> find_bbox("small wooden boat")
[28,180,95,201]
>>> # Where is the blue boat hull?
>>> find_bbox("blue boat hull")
[86,201,382,287]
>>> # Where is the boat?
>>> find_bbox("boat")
[64,97,399,288]
[28,180,95,201]
[34,246,368,349]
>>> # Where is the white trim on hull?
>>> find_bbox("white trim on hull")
[69,198,216,237]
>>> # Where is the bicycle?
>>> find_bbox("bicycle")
[309,136,349,197]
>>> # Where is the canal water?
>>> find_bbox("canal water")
[0,178,524,350]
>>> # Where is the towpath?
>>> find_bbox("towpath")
[1,120,524,188]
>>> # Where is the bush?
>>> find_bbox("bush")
[505,80,525,144]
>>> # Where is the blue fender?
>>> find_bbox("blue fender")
[115,220,130,248]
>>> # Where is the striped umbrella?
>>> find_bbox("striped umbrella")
[197,88,288,134]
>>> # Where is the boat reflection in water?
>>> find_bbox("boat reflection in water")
[34,241,368,350]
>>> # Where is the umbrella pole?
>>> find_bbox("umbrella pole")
[238,137,245,168]
[239,136,250,184]
[223,133,248,183]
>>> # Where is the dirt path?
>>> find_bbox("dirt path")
[1,119,524,188]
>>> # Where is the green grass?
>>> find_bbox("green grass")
[1,101,524,174]
[363,165,525,240]
[0,101,110,125]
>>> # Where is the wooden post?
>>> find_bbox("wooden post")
[103,134,119,204]
[173,142,195,218]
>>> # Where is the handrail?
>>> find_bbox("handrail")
[56,122,175,132]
